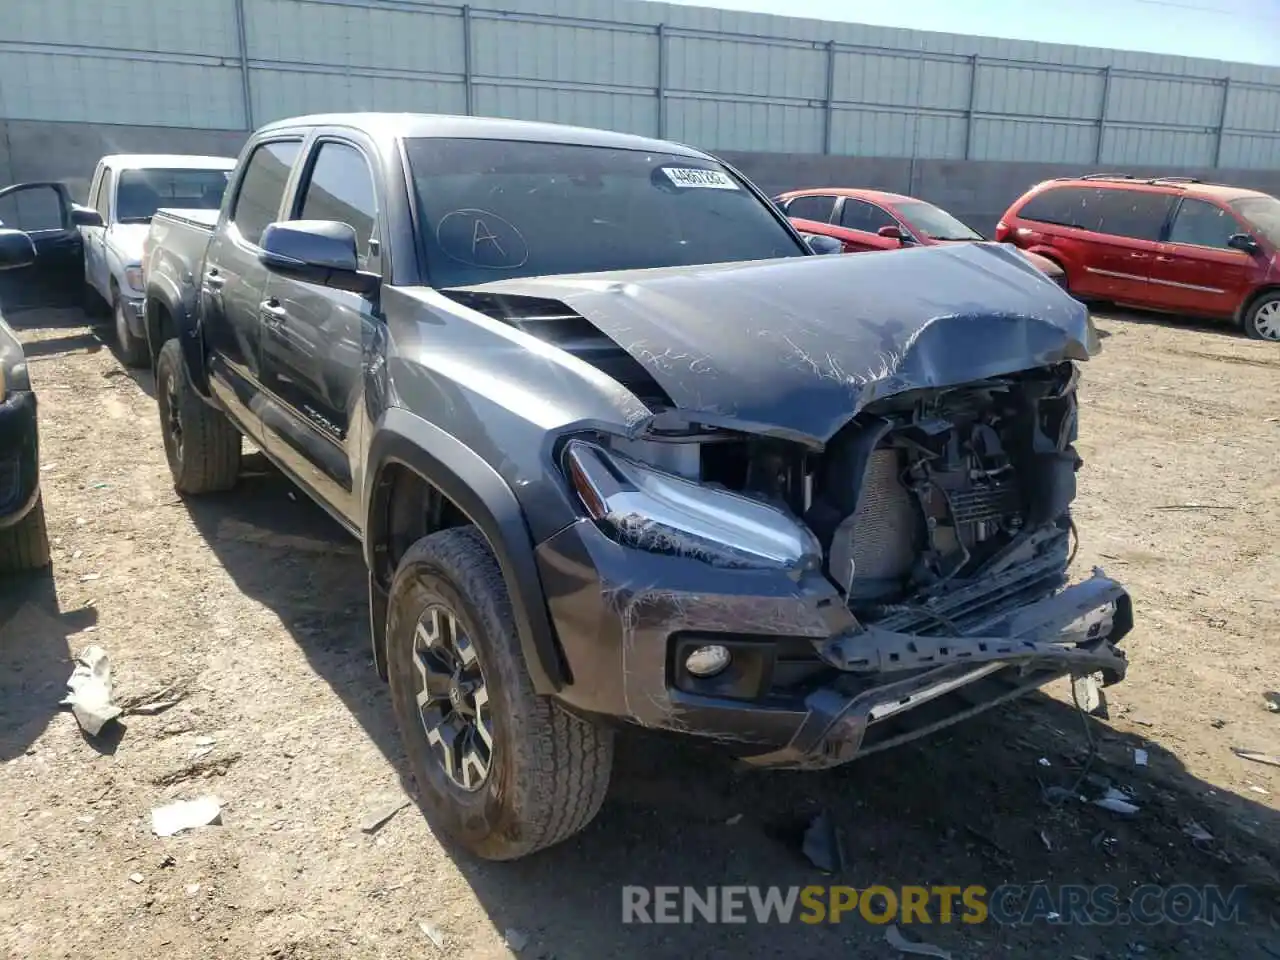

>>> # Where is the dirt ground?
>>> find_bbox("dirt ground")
[1,306,1278,960]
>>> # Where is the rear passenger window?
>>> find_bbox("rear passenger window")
[1016,187,1095,228]
[230,140,301,246]
[840,199,898,233]
[1167,199,1239,249]
[1093,189,1172,241]
[297,142,378,268]
[785,195,836,222]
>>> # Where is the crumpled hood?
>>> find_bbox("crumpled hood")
[107,223,151,265]
[447,242,1098,445]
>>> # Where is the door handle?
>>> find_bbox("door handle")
[260,299,288,327]
[204,270,225,289]
[1155,255,1174,262]
[1128,252,1148,259]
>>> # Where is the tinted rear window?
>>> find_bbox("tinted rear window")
[404,138,806,288]
[1017,185,1170,241]
[116,168,231,224]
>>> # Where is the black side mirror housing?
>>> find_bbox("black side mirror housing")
[878,225,905,242]
[71,205,104,228]
[258,220,380,296]
[0,229,37,271]
[1227,232,1259,254]
[804,234,843,256]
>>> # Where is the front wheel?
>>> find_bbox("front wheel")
[1243,291,1280,341]
[155,340,241,494]
[387,526,614,860]
[113,294,147,368]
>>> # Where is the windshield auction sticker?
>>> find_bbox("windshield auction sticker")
[660,167,739,190]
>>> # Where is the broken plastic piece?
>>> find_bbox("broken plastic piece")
[1094,796,1140,816]
[61,645,121,736]
[1133,748,1148,766]
[1183,821,1213,843]
[151,796,222,837]
[504,928,529,953]
[885,923,952,959]
[419,921,445,949]
[802,810,845,874]
[360,798,410,834]
[1072,672,1107,717]
[1232,747,1280,768]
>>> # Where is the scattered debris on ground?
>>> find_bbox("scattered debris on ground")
[150,796,223,837]
[503,928,530,953]
[61,645,121,736]
[359,797,411,834]
[801,810,845,874]
[1232,747,1280,768]
[885,923,952,959]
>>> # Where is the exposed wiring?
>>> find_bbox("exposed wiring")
[1043,676,1100,808]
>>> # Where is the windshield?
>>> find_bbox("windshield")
[896,199,983,241]
[1230,196,1280,248]
[404,138,807,287]
[115,168,231,224]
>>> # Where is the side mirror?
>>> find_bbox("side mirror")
[877,225,905,242]
[258,220,380,296]
[71,205,104,228]
[0,229,37,271]
[804,234,843,256]
[1227,232,1259,254]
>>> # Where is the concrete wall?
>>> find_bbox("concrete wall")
[6,118,1279,236]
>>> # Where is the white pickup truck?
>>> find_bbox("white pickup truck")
[81,154,235,365]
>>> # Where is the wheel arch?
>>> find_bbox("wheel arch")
[1235,284,1280,329]
[364,407,568,694]
[143,278,209,390]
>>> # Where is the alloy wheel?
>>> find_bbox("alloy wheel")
[163,373,183,464]
[413,604,494,791]
[1253,300,1280,341]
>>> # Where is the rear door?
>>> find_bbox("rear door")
[0,182,84,312]
[202,138,303,435]
[258,135,381,525]
[1080,188,1173,304]
[827,198,905,252]
[1150,197,1255,318]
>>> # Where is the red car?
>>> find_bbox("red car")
[995,175,1280,340]
[776,188,1066,285]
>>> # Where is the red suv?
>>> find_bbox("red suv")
[997,176,1280,340]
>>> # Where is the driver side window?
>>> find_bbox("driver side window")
[296,141,379,269]
[840,199,897,233]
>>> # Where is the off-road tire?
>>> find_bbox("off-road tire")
[387,526,613,860]
[155,339,241,494]
[113,292,147,368]
[0,495,51,573]
[1242,290,1280,341]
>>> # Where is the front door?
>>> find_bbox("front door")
[0,182,84,313]
[82,165,113,300]
[1149,197,1256,319]
[258,138,381,527]
[202,139,303,436]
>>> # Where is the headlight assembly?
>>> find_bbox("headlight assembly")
[562,439,821,570]
[124,265,144,292]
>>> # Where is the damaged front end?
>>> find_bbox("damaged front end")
[538,359,1131,770]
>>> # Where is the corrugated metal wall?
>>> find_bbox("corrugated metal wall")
[2,0,1279,169]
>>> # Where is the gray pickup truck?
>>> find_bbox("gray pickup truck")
[143,112,1132,861]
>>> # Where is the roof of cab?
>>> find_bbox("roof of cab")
[254,112,711,159]
[100,154,237,170]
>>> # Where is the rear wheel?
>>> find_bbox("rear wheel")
[387,526,613,860]
[1243,291,1280,341]
[155,339,241,493]
[113,293,147,368]
[0,495,51,573]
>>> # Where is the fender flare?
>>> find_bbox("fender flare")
[143,277,210,393]
[364,407,567,694]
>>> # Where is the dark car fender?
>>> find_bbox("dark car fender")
[363,406,568,694]
[144,276,210,394]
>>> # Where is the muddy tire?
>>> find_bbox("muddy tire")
[155,339,240,494]
[1242,290,1280,341]
[113,293,147,368]
[0,495,51,573]
[387,526,613,860]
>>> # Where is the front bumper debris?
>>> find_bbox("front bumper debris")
[536,519,1131,770]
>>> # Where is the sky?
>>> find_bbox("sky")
[660,0,1280,67]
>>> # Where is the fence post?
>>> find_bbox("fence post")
[1095,65,1111,164]
[1214,77,1230,168]
[823,40,836,155]
[233,0,254,129]
[656,24,667,139]
[462,5,474,116]
[964,54,978,160]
